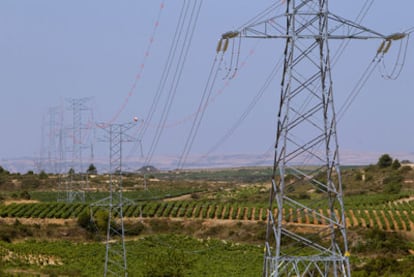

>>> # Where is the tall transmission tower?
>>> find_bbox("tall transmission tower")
[63,97,94,202]
[92,121,138,277]
[219,1,407,276]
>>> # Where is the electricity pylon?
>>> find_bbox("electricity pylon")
[92,122,139,277]
[220,1,407,276]
[62,97,94,202]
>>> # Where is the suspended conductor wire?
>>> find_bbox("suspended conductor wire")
[125,33,260,165]
[190,54,284,167]
[143,0,203,167]
[137,1,190,143]
[338,31,412,122]
[237,0,285,30]
[177,39,263,169]
[102,1,166,127]
[337,55,380,122]
[145,0,202,165]
[332,0,374,65]
[176,53,223,169]
[164,40,260,169]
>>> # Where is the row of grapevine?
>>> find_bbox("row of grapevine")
[0,203,88,219]
[1,202,413,231]
[346,208,414,231]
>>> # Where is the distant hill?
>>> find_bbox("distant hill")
[2,151,414,173]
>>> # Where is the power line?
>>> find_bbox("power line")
[143,0,204,167]
[104,1,167,126]
[189,54,284,167]
[176,52,223,169]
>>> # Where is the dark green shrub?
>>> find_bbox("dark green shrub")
[77,210,94,231]
[143,248,194,277]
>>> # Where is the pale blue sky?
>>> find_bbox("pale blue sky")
[0,1,413,168]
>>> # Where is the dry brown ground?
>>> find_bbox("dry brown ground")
[3,199,40,205]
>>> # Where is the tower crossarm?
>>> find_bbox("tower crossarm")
[220,11,407,42]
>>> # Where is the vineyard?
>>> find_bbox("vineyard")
[1,197,414,232]
[0,234,264,276]
[1,160,414,275]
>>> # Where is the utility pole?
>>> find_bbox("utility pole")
[219,1,407,276]
[92,121,139,277]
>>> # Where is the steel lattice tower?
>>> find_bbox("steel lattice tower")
[92,122,138,277]
[63,97,93,202]
[219,1,402,276]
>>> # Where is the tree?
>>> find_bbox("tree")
[377,154,393,168]
[87,163,97,174]
[391,159,401,170]
[39,170,48,179]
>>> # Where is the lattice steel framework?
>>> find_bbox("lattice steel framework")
[220,0,397,276]
[92,122,138,277]
[63,97,93,202]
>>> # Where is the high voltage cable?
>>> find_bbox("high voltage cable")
[338,33,412,122]
[337,55,380,122]
[188,54,284,168]
[332,0,374,65]
[176,54,223,169]
[137,1,190,142]
[237,1,285,31]
[143,0,203,167]
[145,0,203,165]
[92,0,166,165]
[103,1,166,126]
[176,38,265,169]
[126,32,261,165]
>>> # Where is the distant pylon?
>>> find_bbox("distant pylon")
[63,97,94,203]
[220,0,406,276]
[92,121,139,277]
